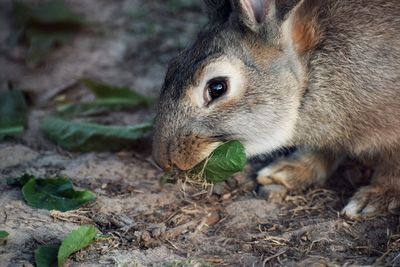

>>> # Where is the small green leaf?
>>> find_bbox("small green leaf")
[34,226,98,267]
[0,126,24,137]
[0,231,9,239]
[57,79,153,116]
[21,177,96,212]
[81,79,151,103]
[194,141,246,183]
[56,102,116,117]
[0,90,28,140]
[41,116,152,151]
[35,245,59,267]
[57,225,97,266]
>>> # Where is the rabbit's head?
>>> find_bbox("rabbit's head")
[153,0,319,170]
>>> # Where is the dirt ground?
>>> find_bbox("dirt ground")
[1,1,399,266]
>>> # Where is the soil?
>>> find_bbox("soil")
[0,1,399,266]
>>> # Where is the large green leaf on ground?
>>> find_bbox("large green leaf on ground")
[0,90,28,140]
[194,140,246,184]
[35,245,59,267]
[41,116,152,151]
[57,79,152,116]
[21,176,96,212]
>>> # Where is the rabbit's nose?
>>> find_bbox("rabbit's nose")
[153,155,172,171]
[152,138,173,171]
[152,151,172,171]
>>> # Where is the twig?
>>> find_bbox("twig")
[163,221,197,239]
[166,239,180,251]
[262,249,287,266]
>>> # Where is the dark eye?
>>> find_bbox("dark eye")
[207,80,227,101]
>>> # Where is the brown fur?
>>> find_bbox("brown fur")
[290,0,319,54]
[153,0,400,218]
[169,134,219,171]
[257,150,338,190]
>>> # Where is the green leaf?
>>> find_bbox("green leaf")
[56,102,120,117]
[81,79,151,103]
[41,116,152,151]
[57,225,97,266]
[21,177,96,212]
[194,141,246,184]
[0,126,24,137]
[34,226,98,267]
[0,90,28,140]
[35,245,59,267]
[0,231,9,239]
[57,79,153,117]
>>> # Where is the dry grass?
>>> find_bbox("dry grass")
[180,159,213,191]
[50,209,95,225]
[376,233,400,265]
[283,189,339,216]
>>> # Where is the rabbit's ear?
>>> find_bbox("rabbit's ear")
[234,0,272,27]
[284,0,320,54]
[203,0,233,22]
[239,0,273,24]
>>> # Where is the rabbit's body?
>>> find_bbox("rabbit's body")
[292,0,400,154]
[153,0,400,218]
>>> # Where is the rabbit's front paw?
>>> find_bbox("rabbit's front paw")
[256,152,330,190]
[341,185,400,219]
[257,162,312,190]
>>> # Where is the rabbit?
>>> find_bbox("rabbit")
[152,0,400,219]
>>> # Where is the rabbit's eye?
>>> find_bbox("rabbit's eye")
[207,79,228,102]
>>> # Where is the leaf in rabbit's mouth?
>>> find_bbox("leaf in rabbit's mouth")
[188,140,247,184]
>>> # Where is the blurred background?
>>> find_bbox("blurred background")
[0,0,206,151]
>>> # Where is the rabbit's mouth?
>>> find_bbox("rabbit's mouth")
[169,136,222,171]
[153,129,224,171]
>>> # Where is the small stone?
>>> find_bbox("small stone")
[241,243,252,252]
[141,231,151,242]
[151,224,167,238]
[212,183,228,195]
[205,212,220,226]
